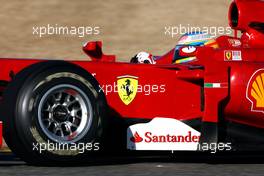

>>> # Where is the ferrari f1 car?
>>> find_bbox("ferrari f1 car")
[0,0,264,165]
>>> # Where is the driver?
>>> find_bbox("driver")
[130,51,156,64]
[130,32,218,64]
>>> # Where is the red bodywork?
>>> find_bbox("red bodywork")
[0,0,264,147]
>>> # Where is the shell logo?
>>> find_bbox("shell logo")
[246,69,264,113]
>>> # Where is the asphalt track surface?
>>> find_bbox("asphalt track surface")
[1,152,264,176]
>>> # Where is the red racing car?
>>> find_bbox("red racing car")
[0,0,264,165]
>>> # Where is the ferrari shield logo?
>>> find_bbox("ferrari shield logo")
[225,51,232,60]
[117,75,138,105]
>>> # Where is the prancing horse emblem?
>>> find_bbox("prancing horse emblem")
[117,75,138,105]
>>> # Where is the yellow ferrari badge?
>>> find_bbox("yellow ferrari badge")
[117,75,138,105]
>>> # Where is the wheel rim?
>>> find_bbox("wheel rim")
[37,84,93,143]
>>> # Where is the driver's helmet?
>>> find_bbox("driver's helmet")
[173,32,218,64]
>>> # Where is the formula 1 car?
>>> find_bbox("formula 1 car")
[0,0,264,165]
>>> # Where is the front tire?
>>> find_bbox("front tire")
[1,61,107,165]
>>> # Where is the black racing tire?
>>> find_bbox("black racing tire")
[0,61,107,165]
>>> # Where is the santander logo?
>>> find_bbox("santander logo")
[127,118,201,151]
[130,132,143,143]
[130,131,200,143]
